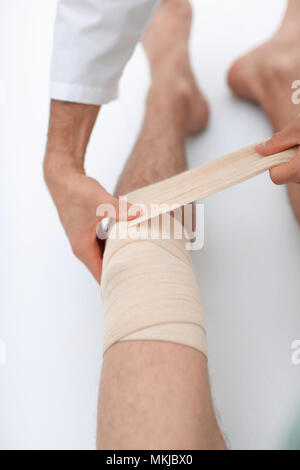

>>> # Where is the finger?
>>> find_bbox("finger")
[256,120,300,156]
[71,236,103,283]
[269,153,300,185]
[115,199,143,221]
[96,196,142,221]
[80,242,103,284]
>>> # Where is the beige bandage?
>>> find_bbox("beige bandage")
[101,145,298,355]
[102,216,207,354]
[126,145,298,224]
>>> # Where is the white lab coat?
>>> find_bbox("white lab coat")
[51,0,160,105]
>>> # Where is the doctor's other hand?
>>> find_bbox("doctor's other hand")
[256,117,300,185]
[44,165,141,284]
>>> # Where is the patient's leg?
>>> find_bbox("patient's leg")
[97,0,225,450]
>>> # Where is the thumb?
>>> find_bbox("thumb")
[256,123,300,157]
[96,195,143,222]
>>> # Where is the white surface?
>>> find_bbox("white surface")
[1,0,300,450]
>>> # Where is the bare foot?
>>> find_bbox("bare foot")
[227,1,300,224]
[142,0,209,135]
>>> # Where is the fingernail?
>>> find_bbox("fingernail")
[256,142,266,151]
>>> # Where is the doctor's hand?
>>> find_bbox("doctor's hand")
[256,117,300,184]
[44,168,141,283]
[44,100,141,283]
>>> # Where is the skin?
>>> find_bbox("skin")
[97,0,226,450]
[256,119,300,226]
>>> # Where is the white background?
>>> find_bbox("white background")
[1,0,300,450]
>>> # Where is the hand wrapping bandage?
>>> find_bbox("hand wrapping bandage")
[101,216,207,355]
[101,145,298,356]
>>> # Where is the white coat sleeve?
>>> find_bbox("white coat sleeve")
[50,0,160,105]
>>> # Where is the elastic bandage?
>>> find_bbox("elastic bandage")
[101,145,297,356]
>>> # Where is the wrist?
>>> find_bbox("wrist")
[43,152,85,211]
[45,99,100,163]
[44,99,100,198]
[44,150,84,181]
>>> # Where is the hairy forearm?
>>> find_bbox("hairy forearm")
[44,100,100,181]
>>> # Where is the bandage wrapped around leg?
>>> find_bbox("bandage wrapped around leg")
[101,216,207,356]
